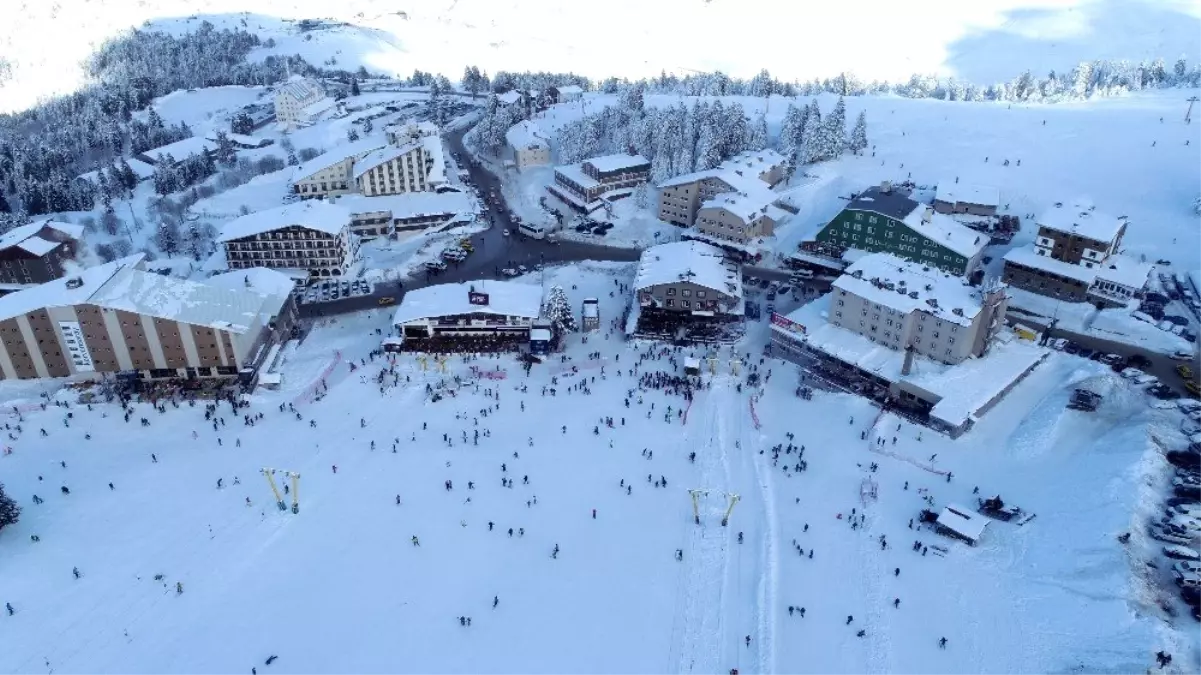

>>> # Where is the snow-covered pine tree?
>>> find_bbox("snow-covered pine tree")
[823,96,848,159]
[350,77,361,96]
[634,182,650,209]
[848,111,868,155]
[0,482,19,531]
[213,131,237,167]
[347,127,360,142]
[777,104,802,155]
[746,113,769,151]
[543,285,577,336]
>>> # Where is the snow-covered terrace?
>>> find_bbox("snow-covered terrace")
[934,181,1000,208]
[331,192,475,220]
[217,201,349,242]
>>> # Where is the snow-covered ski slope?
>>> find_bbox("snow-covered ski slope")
[3,0,1200,113]
[1,262,1197,673]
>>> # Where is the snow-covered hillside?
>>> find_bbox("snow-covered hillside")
[1,264,1196,673]
[3,0,1200,113]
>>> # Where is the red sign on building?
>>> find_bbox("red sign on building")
[770,312,806,335]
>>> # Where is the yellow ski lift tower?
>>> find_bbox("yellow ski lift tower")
[436,355,449,373]
[285,471,301,514]
[261,468,286,511]
[417,355,429,371]
[722,492,740,527]
[688,489,709,525]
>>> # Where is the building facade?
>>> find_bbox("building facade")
[390,281,543,350]
[656,149,786,228]
[828,254,1009,365]
[633,241,743,315]
[219,202,357,278]
[1001,201,1146,307]
[0,256,294,381]
[291,138,388,200]
[0,221,83,285]
[815,184,986,276]
[548,154,650,210]
[274,77,330,130]
[505,120,551,171]
[694,196,779,245]
[354,142,432,197]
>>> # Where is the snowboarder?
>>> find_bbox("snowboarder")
[331,465,337,474]
[176,582,183,595]
[799,607,805,617]
[846,615,853,625]
[592,508,597,519]
[151,454,158,463]
[5,602,13,616]
[745,635,751,647]
[217,478,223,489]
[265,655,278,666]
[493,596,499,608]
[72,566,81,579]
[411,536,420,546]
[109,482,114,490]
[738,532,744,544]
[396,495,402,505]
[939,637,947,649]
[856,630,866,637]
[788,606,794,616]
[893,598,900,608]
[894,567,900,576]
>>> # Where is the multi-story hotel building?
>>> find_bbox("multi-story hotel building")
[218,201,358,278]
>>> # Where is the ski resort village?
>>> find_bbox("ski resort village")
[1,2,1200,673]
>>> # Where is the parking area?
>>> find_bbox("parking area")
[300,279,376,306]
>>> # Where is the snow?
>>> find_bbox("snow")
[552,163,600,190]
[585,153,650,174]
[292,137,388,181]
[351,141,422,181]
[143,136,218,164]
[835,253,984,327]
[496,91,523,105]
[555,85,583,96]
[217,201,349,242]
[936,504,989,543]
[204,131,267,147]
[634,240,742,298]
[206,267,299,315]
[701,183,778,222]
[1003,246,1098,283]
[421,135,448,186]
[1036,200,1126,244]
[0,255,143,324]
[934,181,1000,208]
[16,237,62,257]
[504,120,549,150]
[1093,255,1154,290]
[391,279,543,325]
[1005,286,1192,355]
[87,264,275,333]
[900,206,988,260]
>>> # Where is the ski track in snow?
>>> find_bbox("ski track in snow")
[741,385,778,675]
[671,386,731,675]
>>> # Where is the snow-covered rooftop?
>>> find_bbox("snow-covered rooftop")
[846,185,921,220]
[585,153,650,174]
[206,267,298,325]
[277,76,322,103]
[1093,255,1153,290]
[293,137,388,181]
[900,206,988,259]
[935,181,1000,208]
[555,164,600,190]
[352,141,422,180]
[834,253,983,327]
[779,294,1048,428]
[385,120,439,139]
[634,241,742,299]
[88,265,270,334]
[300,96,338,119]
[0,220,81,256]
[1037,200,1126,244]
[656,168,725,189]
[332,191,475,220]
[392,281,543,325]
[422,135,447,186]
[218,201,349,243]
[496,91,523,105]
[937,504,989,542]
[721,149,786,178]
[505,120,549,150]
[0,255,144,324]
[1003,247,1097,284]
[556,85,583,95]
[701,185,778,223]
[144,136,216,164]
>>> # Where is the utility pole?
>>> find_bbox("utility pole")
[1186,96,1199,124]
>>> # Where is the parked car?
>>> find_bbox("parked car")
[1063,342,1081,355]
[1175,560,1201,576]
[377,296,396,306]
[1145,292,1171,305]
[1165,315,1190,326]
[1174,349,1196,361]
[776,284,793,297]
[501,268,519,277]
[1149,384,1179,400]
[1135,373,1160,387]
[1050,338,1069,351]
[1180,400,1201,413]
[1100,353,1125,366]
[425,260,447,271]
[1162,540,1201,557]
[1180,365,1196,381]
[1121,367,1146,380]
[1151,525,1195,545]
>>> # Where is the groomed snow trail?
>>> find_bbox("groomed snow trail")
[670,382,733,675]
[739,387,778,675]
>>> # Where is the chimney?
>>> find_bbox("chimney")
[880,181,892,194]
[65,277,83,290]
[924,206,934,223]
[901,345,916,376]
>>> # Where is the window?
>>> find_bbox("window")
[835,311,842,318]
[666,288,676,296]
[948,337,955,344]
[697,291,707,299]
[837,300,845,306]
[682,300,690,308]
[682,289,692,297]
[666,299,674,307]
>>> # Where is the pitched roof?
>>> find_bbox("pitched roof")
[937,504,989,542]
[277,77,323,102]
[87,265,271,333]
[900,207,988,259]
[701,185,778,223]
[497,91,523,105]
[1037,200,1126,244]
[292,137,388,181]
[0,220,81,257]
[0,255,144,324]
[845,185,921,220]
[352,141,423,180]
[392,280,542,325]
[634,241,742,299]
[505,120,549,150]
[217,201,349,243]
[556,85,583,95]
